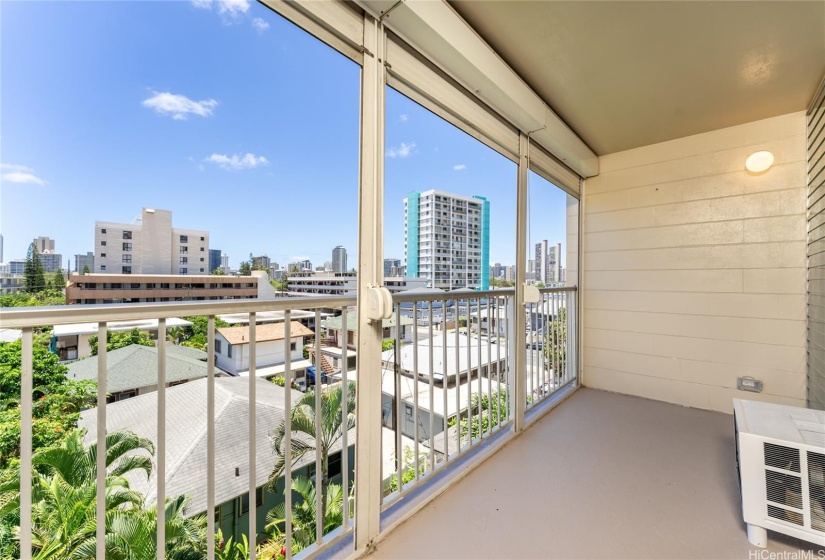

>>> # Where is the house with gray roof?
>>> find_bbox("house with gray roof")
[67,342,222,402]
[79,376,355,544]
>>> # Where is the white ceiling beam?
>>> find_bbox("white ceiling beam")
[358,0,598,178]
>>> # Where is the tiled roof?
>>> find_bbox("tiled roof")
[67,343,211,394]
[79,377,350,516]
[217,321,314,345]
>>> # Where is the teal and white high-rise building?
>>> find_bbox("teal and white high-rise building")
[404,189,489,290]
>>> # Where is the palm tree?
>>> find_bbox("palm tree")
[268,381,355,528]
[0,429,205,559]
[261,477,344,557]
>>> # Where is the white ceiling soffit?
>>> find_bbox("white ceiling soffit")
[450,1,825,156]
[357,0,598,178]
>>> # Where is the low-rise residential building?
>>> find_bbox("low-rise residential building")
[67,342,219,401]
[215,321,315,378]
[322,313,413,350]
[0,276,25,295]
[79,377,355,545]
[287,272,427,295]
[51,317,193,362]
[65,271,276,304]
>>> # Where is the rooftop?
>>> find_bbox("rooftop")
[66,342,216,394]
[217,321,314,345]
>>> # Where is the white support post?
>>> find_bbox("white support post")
[20,328,33,560]
[512,132,529,432]
[157,319,166,560]
[96,324,107,560]
[354,11,385,553]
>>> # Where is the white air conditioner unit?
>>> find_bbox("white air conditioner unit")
[733,399,825,548]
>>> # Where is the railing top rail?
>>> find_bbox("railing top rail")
[390,288,514,303]
[0,295,357,329]
[538,286,578,294]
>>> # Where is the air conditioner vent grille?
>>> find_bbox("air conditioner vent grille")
[765,470,802,509]
[768,505,804,526]
[809,451,825,533]
[764,442,800,472]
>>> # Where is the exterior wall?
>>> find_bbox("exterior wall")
[65,274,259,304]
[404,190,487,290]
[807,83,825,410]
[215,335,305,375]
[582,112,807,413]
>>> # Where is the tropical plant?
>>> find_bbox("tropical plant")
[268,382,355,526]
[542,306,567,382]
[215,530,250,560]
[0,429,206,559]
[458,390,509,442]
[88,328,154,356]
[384,447,427,494]
[263,477,344,556]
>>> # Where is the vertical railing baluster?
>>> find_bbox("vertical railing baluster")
[248,314,257,559]
[476,297,482,441]
[504,295,510,423]
[207,316,216,560]
[442,299,448,462]
[427,301,435,472]
[94,324,106,560]
[20,328,33,560]
[454,298,461,454]
[314,309,322,546]
[340,307,349,527]
[486,297,492,436]
[465,298,472,445]
[412,307,419,481]
[284,312,293,559]
[157,318,166,560]
[394,303,402,493]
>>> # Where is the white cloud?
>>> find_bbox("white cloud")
[192,0,250,21]
[251,17,269,33]
[142,91,218,120]
[387,142,416,159]
[453,164,467,171]
[399,114,408,122]
[1,164,47,186]
[205,152,269,171]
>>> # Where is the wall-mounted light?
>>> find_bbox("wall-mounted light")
[745,151,774,173]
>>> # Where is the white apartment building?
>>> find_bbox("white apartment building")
[535,240,562,284]
[404,189,490,290]
[287,271,427,295]
[94,208,209,275]
[332,245,347,273]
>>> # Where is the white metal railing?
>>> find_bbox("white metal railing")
[2,286,577,559]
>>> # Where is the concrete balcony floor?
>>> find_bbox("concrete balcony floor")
[368,388,824,559]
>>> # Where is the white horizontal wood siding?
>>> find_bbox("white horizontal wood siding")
[583,112,808,412]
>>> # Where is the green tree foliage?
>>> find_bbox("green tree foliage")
[458,390,509,442]
[24,243,46,294]
[0,429,206,559]
[269,382,356,526]
[0,340,97,471]
[211,268,226,276]
[88,328,155,356]
[239,259,252,276]
[381,339,394,352]
[263,477,344,557]
[543,307,567,382]
[176,316,229,351]
[384,447,426,494]
[82,265,90,275]
[0,291,65,307]
[50,270,66,290]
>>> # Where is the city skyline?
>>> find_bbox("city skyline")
[1,0,570,274]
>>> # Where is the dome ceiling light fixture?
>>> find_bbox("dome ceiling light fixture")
[745,151,774,173]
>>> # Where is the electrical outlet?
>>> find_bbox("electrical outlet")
[737,377,763,393]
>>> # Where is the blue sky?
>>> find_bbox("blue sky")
[1,0,569,272]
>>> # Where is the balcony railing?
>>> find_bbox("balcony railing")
[1,285,577,559]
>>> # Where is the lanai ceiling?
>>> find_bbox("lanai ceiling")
[449,1,825,155]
